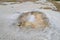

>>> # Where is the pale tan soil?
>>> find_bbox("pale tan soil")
[0,0,16,2]
[0,0,38,2]
[51,1,60,11]
[16,0,38,3]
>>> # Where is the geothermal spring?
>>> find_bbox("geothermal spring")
[0,0,60,40]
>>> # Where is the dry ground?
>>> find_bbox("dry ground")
[0,0,38,2]
[0,0,16,2]
[51,1,60,11]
